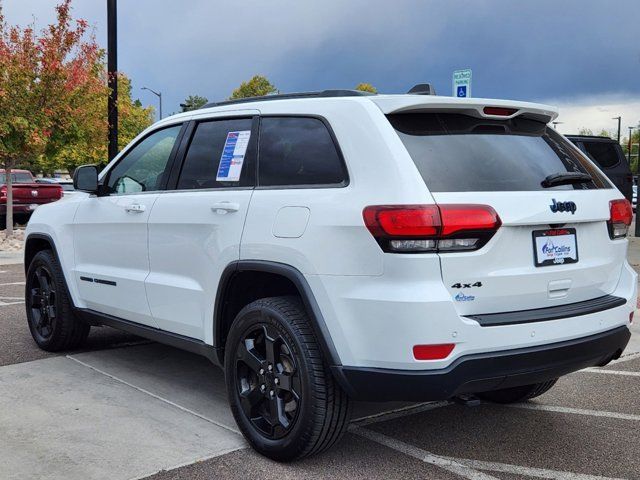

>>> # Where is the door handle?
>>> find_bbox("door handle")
[124,203,146,213]
[211,202,240,214]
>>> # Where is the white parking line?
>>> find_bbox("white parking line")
[0,300,23,306]
[582,368,640,377]
[353,426,627,480]
[352,426,500,480]
[609,352,640,365]
[505,403,640,421]
[0,282,25,286]
[66,355,242,435]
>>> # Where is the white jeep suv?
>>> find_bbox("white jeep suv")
[24,87,636,461]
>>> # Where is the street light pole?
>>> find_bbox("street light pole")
[628,126,634,163]
[552,121,563,130]
[142,87,162,120]
[107,0,118,160]
[612,116,621,142]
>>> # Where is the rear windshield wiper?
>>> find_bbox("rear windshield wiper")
[541,172,593,188]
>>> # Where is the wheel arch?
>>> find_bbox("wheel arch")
[24,233,59,273]
[214,260,341,367]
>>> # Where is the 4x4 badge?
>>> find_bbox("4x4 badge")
[549,199,576,214]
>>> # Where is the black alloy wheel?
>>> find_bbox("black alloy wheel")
[235,323,302,439]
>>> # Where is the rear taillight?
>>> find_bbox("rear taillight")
[0,187,5,201]
[55,185,63,199]
[483,106,518,116]
[608,199,633,239]
[363,204,501,253]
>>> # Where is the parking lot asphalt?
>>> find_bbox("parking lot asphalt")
[1,262,639,479]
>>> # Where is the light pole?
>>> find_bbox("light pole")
[628,126,636,163]
[612,116,621,142]
[552,121,563,130]
[142,87,162,120]
[107,0,118,160]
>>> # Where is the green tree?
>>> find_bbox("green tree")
[0,0,108,235]
[355,83,377,94]
[181,94,208,112]
[40,73,154,174]
[578,128,593,136]
[230,75,277,99]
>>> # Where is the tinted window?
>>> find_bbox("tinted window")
[388,113,609,192]
[258,117,346,186]
[0,173,33,184]
[580,141,621,168]
[107,125,182,194]
[177,118,255,190]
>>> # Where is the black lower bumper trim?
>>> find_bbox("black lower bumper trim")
[332,326,630,402]
[466,295,626,327]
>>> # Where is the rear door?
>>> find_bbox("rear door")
[388,112,627,316]
[146,113,258,341]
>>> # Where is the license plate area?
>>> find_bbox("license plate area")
[533,228,578,267]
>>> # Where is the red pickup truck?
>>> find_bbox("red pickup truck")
[1,169,63,228]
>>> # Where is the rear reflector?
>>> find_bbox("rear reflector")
[483,106,518,116]
[608,199,633,239]
[413,344,455,360]
[363,204,501,253]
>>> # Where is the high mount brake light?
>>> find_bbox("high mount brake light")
[483,106,518,116]
[363,204,501,253]
[608,199,633,239]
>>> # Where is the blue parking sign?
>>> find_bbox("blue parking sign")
[457,85,467,97]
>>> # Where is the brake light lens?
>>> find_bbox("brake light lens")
[363,204,501,253]
[483,106,518,116]
[413,343,455,360]
[608,199,633,239]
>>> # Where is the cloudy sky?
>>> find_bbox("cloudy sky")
[5,0,640,136]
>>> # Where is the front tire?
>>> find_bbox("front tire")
[477,379,558,404]
[25,250,90,351]
[225,296,351,461]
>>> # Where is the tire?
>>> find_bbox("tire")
[25,250,90,351]
[224,296,351,461]
[477,379,558,404]
[0,215,5,230]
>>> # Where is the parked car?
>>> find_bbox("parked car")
[24,88,635,461]
[36,178,77,198]
[0,169,63,228]
[565,135,633,202]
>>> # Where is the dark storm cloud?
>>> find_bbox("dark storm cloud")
[5,0,640,113]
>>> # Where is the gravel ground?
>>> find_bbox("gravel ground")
[0,228,24,252]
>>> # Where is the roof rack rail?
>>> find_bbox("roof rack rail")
[202,89,375,108]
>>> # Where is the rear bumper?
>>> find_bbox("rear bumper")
[332,326,630,401]
[0,204,37,216]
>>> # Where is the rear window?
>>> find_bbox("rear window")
[0,172,33,184]
[258,117,347,187]
[387,113,610,192]
[579,140,622,169]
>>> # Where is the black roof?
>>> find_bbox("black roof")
[203,89,375,108]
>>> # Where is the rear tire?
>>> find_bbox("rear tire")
[25,250,90,351]
[0,215,5,230]
[477,379,558,404]
[225,296,351,461]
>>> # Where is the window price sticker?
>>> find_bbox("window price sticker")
[216,130,251,182]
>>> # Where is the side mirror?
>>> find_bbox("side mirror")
[73,165,99,193]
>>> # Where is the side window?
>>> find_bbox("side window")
[106,125,182,194]
[177,118,255,190]
[258,117,347,187]
[581,141,621,168]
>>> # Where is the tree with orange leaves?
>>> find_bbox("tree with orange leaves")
[0,0,108,236]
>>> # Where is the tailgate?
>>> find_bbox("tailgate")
[433,190,628,315]
[10,184,62,204]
